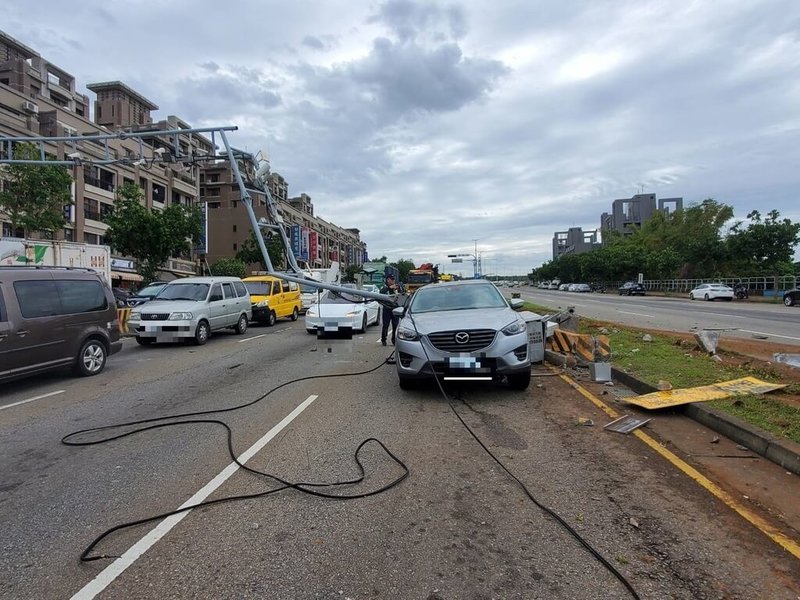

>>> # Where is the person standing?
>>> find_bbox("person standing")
[380,273,403,346]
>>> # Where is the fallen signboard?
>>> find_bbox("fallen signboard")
[622,376,786,410]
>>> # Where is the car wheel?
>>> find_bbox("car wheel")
[75,338,107,377]
[194,320,210,345]
[704,293,710,301]
[267,310,277,326]
[291,307,299,321]
[507,370,531,390]
[135,337,154,346]
[785,295,795,307]
[398,375,417,390]
[358,313,368,333]
[689,293,694,300]
[235,314,248,334]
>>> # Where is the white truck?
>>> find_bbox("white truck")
[298,261,340,311]
[0,238,112,283]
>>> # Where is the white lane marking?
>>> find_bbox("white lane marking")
[617,310,656,318]
[739,329,800,342]
[237,334,267,343]
[0,390,65,411]
[70,394,319,600]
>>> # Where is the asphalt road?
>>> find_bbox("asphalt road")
[517,288,800,347]
[1,319,798,599]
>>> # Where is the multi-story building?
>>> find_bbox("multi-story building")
[0,31,212,285]
[552,227,601,260]
[198,160,367,274]
[600,193,683,235]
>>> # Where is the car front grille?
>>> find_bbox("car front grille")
[144,313,170,321]
[428,329,496,352]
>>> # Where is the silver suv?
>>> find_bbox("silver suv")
[127,277,251,346]
[393,280,531,390]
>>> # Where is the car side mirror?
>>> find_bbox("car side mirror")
[510,298,524,310]
[392,306,405,317]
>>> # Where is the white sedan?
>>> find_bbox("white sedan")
[689,283,734,301]
[305,290,381,334]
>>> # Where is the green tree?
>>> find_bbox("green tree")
[103,182,202,284]
[343,264,361,283]
[210,257,247,278]
[727,210,800,275]
[236,231,285,271]
[390,258,416,282]
[0,142,72,237]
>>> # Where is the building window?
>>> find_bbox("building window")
[152,184,166,204]
[63,228,74,241]
[96,105,102,119]
[84,233,99,244]
[233,243,238,251]
[233,225,237,232]
[232,200,237,208]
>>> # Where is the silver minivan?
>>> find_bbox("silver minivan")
[0,266,123,383]
[127,276,251,346]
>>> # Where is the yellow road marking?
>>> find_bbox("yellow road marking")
[552,367,800,560]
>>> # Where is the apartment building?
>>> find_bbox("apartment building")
[551,227,601,260]
[0,31,212,285]
[600,193,683,235]
[199,160,367,274]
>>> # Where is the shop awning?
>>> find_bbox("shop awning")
[112,271,143,282]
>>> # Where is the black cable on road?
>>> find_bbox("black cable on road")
[62,354,407,562]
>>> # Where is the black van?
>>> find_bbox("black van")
[0,267,123,383]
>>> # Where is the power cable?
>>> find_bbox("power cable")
[62,356,406,562]
[403,303,641,600]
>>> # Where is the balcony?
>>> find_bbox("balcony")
[83,208,103,222]
[84,174,115,193]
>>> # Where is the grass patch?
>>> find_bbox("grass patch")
[579,321,800,444]
[521,301,560,314]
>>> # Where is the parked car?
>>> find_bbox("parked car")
[782,288,799,307]
[0,266,123,383]
[126,282,168,307]
[242,275,302,325]
[112,287,131,308]
[393,280,531,390]
[305,289,381,334]
[689,283,734,301]
[572,283,592,293]
[127,276,251,345]
[558,283,570,291]
[618,282,646,296]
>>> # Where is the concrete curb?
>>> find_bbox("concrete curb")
[611,367,800,476]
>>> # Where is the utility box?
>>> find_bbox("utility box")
[519,311,545,364]
[589,362,612,382]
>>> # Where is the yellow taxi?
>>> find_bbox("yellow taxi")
[242,275,302,326]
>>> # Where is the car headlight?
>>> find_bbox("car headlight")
[306,308,318,316]
[501,319,527,336]
[396,326,419,341]
[128,312,141,321]
[345,310,360,317]
[255,300,270,308]
[169,312,193,320]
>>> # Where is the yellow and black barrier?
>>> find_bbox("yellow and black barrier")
[116,308,132,334]
[549,329,610,364]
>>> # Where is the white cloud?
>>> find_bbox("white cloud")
[3,0,800,273]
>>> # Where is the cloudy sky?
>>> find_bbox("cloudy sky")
[5,0,800,275]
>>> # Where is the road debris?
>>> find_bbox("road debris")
[604,415,652,434]
[773,353,800,368]
[620,376,787,410]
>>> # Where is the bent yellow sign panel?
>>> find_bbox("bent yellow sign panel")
[625,377,786,410]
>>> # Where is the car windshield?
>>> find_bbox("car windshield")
[410,283,507,313]
[136,284,166,297]
[300,283,320,293]
[318,291,365,305]
[157,283,210,301]
[244,281,272,295]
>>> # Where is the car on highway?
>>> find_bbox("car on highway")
[571,283,592,292]
[782,288,799,307]
[618,282,646,296]
[0,266,123,383]
[242,275,301,325]
[689,283,734,301]
[305,289,380,334]
[393,280,531,390]
[126,282,168,307]
[127,276,251,346]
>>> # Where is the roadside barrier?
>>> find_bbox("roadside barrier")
[116,308,131,334]
[549,329,610,364]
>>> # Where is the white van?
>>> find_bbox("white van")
[127,276,251,346]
